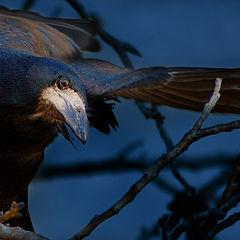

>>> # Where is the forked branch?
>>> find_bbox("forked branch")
[69,78,222,239]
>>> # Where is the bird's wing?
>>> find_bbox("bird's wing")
[70,59,240,114]
[109,67,240,114]
[0,7,99,61]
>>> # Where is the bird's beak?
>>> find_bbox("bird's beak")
[41,86,88,144]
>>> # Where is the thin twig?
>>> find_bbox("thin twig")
[38,157,147,178]
[135,102,195,193]
[194,120,240,140]
[66,0,141,68]
[199,170,230,199]
[210,211,240,236]
[38,143,178,195]
[219,155,240,207]
[170,164,195,194]
[22,0,36,10]
[176,155,236,170]
[137,219,161,240]
[38,141,147,178]
[69,79,222,239]
[37,154,236,179]
[135,102,173,151]
[168,192,240,239]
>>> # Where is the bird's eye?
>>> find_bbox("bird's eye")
[57,76,71,90]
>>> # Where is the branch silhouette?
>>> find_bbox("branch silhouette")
[69,78,222,239]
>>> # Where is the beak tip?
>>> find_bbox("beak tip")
[78,127,88,145]
[66,120,88,145]
[80,135,87,145]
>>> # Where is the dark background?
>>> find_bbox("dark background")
[1,0,240,239]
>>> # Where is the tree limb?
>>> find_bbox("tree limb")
[210,211,240,236]
[0,223,49,240]
[69,78,222,239]
[219,155,240,207]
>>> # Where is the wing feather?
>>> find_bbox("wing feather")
[70,59,240,114]
[0,7,99,61]
[111,68,240,113]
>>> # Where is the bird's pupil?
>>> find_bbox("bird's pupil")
[62,79,68,87]
[57,76,70,90]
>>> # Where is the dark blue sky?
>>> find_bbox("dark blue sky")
[1,1,240,239]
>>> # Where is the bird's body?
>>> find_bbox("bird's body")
[0,10,96,228]
[0,6,240,230]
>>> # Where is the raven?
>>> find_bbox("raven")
[0,7,240,230]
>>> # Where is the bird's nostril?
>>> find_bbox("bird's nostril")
[76,108,81,113]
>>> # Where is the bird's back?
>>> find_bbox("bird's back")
[0,7,99,61]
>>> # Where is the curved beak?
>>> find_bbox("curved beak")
[63,97,88,144]
[42,86,88,144]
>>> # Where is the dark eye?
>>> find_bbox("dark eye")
[57,76,71,90]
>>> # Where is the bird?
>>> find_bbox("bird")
[0,6,240,230]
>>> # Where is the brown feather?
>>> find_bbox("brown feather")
[0,7,100,60]
[106,67,240,114]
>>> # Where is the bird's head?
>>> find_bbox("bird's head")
[26,57,89,144]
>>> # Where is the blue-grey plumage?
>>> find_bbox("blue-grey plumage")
[0,8,99,230]
[0,47,88,143]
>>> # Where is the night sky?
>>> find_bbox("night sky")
[1,1,240,239]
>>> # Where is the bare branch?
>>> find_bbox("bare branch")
[137,218,162,240]
[66,0,141,68]
[176,155,235,170]
[37,141,147,178]
[135,102,173,152]
[219,155,240,207]
[136,102,195,193]
[168,192,240,239]
[37,154,236,180]
[196,120,240,140]
[22,0,36,10]
[69,79,222,239]
[38,141,178,195]
[169,163,195,194]
[210,211,240,236]
[0,223,50,240]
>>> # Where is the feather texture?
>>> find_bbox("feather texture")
[70,59,240,114]
[0,6,99,61]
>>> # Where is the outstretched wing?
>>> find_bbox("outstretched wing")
[110,67,240,114]
[70,59,240,114]
[0,7,99,61]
